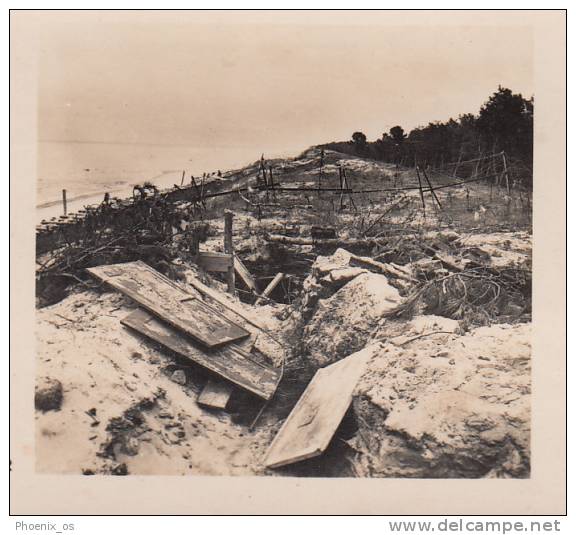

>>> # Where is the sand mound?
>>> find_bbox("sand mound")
[303,272,401,366]
[350,322,531,478]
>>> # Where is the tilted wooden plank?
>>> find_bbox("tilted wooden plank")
[121,308,280,400]
[198,379,234,409]
[255,272,284,305]
[233,255,258,292]
[87,261,250,348]
[197,251,233,273]
[263,345,376,468]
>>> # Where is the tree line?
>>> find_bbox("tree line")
[319,86,533,186]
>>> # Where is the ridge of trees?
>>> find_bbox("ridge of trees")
[319,86,533,186]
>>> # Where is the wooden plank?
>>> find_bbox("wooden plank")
[87,260,250,348]
[255,273,284,305]
[197,251,233,273]
[198,380,234,409]
[121,308,280,400]
[185,274,271,334]
[263,347,373,469]
[234,255,258,292]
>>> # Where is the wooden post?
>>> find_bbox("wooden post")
[342,168,356,211]
[502,151,511,194]
[415,166,426,219]
[421,168,442,210]
[259,155,267,189]
[318,149,324,197]
[180,170,186,186]
[338,166,345,210]
[62,189,67,215]
[224,211,235,295]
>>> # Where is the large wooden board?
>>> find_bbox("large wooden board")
[121,308,280,400]
[263,347,372,468]
[88,261,250,348]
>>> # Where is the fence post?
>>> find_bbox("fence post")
[415,166,426,219]
[62,189,67,215]
[224,210,236,295]
[502,151,511,194]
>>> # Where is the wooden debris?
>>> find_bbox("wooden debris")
[255,273,284,305]
[121,308,280,400]
[263,346,373,469]
[185,273,274,337]
[234,255,258,293]
[198,380,234,409]
[348,254,417,283]
[197,251,233,273]
[87,260,250,348]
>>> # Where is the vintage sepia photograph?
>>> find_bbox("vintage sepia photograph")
[32,10,535,478]
[9,8,567,516]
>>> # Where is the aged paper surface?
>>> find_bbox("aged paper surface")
[10,10,565,514]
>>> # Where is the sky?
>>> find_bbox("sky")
[36,11,534,156]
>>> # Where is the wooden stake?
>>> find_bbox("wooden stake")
[421,168,442,210]
[342,168,356,211]
[453,146,463,177]
[502,151,511,194]
[338,166,345,210]
[473,148,482,180]
[180,170,185,186]
[62,189,67,215]
[318,149,324,197]
[224,211,236,295]
[415,166,426,219]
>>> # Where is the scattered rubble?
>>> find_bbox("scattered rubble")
[35,148,532,478]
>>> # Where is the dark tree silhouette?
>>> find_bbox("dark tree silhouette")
[319,86,533,186]
[389,126,406,145]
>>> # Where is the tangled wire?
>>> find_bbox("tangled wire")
[384,266,531,325]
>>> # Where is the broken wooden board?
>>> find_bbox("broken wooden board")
[121,308,280,400]
[234,255,258,293]
[88,260,250,348]
[197,251,233,273]
[198,380,234,409]
[263,345,375,468]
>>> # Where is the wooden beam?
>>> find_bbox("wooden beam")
[348,254,417,283]
[234,255,258,293]
[122,308,280,400]
[263,346,373,469]
[87,260,250,349]
[255,273,284,305]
